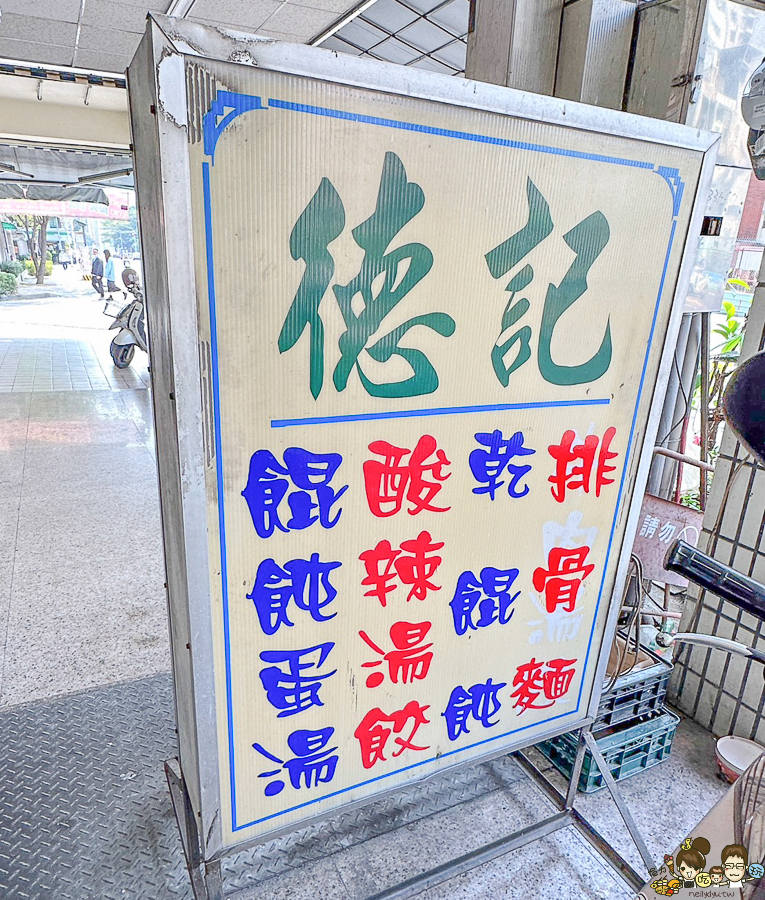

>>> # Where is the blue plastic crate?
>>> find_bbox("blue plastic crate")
[537,709,679,793]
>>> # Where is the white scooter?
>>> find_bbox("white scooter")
[104,268,148,368]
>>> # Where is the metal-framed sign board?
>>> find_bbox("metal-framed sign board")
[127,15,718,870]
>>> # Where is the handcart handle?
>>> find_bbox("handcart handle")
[655,630,765,665]
[665,540,765,622]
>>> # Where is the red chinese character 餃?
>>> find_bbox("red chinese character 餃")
[359,621,433,688]
[354,700,430,768]
[363,435,451,517]
[532,546,595,613]
[510,658,577,714]
[547,426,617,504]
[359,531,444,606]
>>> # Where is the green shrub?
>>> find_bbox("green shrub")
[0,272,17,295]
[24,257,53,276]
[0,260,24,276]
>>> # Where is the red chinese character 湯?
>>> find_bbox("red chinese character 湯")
[359,621,433,688]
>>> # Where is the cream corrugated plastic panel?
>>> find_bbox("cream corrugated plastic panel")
[320,0,469,76]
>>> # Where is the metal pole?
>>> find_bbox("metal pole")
[364,812,571,900]
[582,732,656,875]
[700,311,710,510]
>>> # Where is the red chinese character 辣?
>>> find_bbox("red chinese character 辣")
[547,426,617,503]
[359,621,433,688]
[532,546,594,613]
[363,435,451,517]
[354,700,430,768]
[511,657,577,714]
[359,531,444,606]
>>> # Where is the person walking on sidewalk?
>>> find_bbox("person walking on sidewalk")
[59,248,69,270]
[104,249,118,296]
[91,248,104,299]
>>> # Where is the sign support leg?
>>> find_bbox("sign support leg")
[582,731,657,875]
[165,758,224,900]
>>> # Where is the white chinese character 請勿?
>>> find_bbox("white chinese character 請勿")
[639,515,660,539]
[658,522,677,544]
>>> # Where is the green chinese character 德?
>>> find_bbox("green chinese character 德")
[279,152,455,399]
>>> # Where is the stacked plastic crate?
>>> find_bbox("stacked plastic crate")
[536,644,678,793]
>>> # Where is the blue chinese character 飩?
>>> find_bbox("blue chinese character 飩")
[259,643,336,717]
[450,567,520,636]
[469,430,535,500]
[247,553,341,635]
[442,678,506,741]
[253,727,339,795]
[242,447,348,539]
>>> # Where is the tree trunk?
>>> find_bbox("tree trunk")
[36,216,49,285]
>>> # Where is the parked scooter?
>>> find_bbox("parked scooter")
[103,267,148,368]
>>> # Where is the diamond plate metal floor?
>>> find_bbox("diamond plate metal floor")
[0,673,532,900]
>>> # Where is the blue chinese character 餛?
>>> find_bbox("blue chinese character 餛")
[253,727,339,795]
[247,553,341,636]
[469,430,535,500]
[259,643,336,717]
[449,567,520,636]
[242,447,348,539]
[442,678,506,741]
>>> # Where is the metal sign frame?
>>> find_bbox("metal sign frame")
[127,14,719,897]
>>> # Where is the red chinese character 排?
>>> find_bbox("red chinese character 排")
[532,546,594,613]
[547,426,617,503]
[511,657,577,714]
[363,435,451,517]
[359,621,433,688]
[354,700,430,768]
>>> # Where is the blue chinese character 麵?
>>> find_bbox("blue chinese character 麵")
[247,553,340,635]
[259,643,336,717]
[242,447,348,539]
[442,679,506,741]
[469,430,535,500]
[450,567,520,636]
[253,727,339,795]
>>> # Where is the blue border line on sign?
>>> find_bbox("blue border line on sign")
[267,99,656,170]
[200,92,684,832]
[271,397,611,428]
[203,161,239,828]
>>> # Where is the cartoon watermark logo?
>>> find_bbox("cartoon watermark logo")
[645,837,764,896]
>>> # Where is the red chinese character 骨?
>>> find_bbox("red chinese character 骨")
[359,621,433,688]
[363,435,451,517]
[354,700,430,768]
[547,426,617,504]
[532,546,595,613]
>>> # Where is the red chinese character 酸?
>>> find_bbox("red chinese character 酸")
[363,435,451,517]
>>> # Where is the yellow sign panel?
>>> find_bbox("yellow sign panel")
[184,61,704,847]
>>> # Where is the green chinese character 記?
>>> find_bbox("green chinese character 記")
[485,177,612,387]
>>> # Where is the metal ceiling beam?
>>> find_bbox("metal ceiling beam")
[167,0,197,17]
[310,0,381,45]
